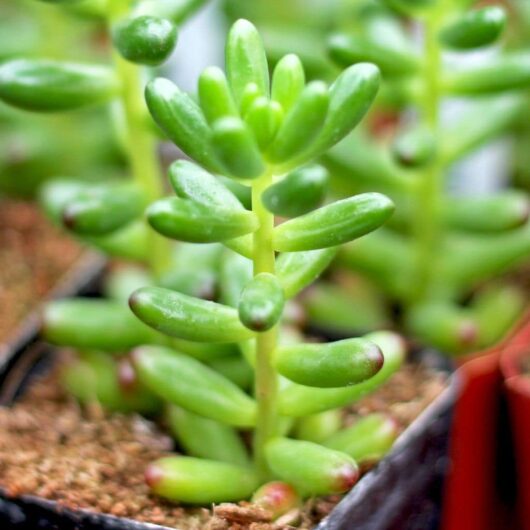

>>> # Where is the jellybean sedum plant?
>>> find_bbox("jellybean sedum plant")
[118,20,406,504]
[318,0,530,355]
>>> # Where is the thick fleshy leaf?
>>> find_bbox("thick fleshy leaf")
[274,338,383,388]
[132,345,257,426]
[145,77,221,171]
[279,332,405,416]
[198,66,239,125]
[262,165,328,218]
[225,19,269,105]
[439,7,506,50]
[276,247,337,298]
[273,193,394,252]
[147,196,258,243]
[268,81,329,163]
[293,410,342,444]
[238,273,285,332]
[112,15,178,66]
[244,96,283,150]
[62,182,144,235]
[266,438,358,496]
[211,117,265,179]
[252,482,301,519]
[145,456,259,503]
[0,59,119,111]
[271,54,305,113]
[129,286,254,342]
[43,299,160,352]
[323,413,399,463]
[166,405,249,465]
[328,33,419,77]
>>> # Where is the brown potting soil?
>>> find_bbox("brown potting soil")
[0,358,447,530]
[0,199,83,343]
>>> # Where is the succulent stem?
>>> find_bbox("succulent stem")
[252,168,280,479]
[107,1,171,277]
[412,9,444,302]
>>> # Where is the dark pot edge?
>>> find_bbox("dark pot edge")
[0,352,458,530]
[0,251,106,373]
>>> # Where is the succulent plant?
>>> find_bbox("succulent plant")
[320,0,530,355]
[120,19,404,503]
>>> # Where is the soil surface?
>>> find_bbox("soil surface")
[0,358,447,529]
[0,199,83,343]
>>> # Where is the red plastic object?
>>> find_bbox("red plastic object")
[442,312,530,530]
[500,316,530,530]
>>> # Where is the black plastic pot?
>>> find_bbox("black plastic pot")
[0,251,105,399]
[0,341,457,530]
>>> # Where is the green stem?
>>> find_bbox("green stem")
[411,10,444,303]
[107,1,171,277]
[252,169,279,480]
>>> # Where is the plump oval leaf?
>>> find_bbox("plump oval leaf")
[263,165,328,218]
[226,19,269,105]
[0,59,119,112]
[268,81,329,163]
[166,405,249,465]
[211,117,265,179]
[266,438,359,496]
[145,456,259,503]
[112,15,178,66]
[43,299,160,352]
[273,193,394,252]
[147,196,258,243]
[279,332,405,416]
[323,413,398,463]
[62,182,144,235]
[271,54,305,113]
[198,66,239,125]
[145,77,221,171]
[132,345,257,426]
[274,338,383,388]
[440,7,506,50]
[129,286,254,342]
[238,273,285,331]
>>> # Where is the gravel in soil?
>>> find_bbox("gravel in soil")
[0,199,83,343]
[0,357,447,529]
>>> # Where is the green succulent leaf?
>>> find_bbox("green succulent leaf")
[238,273,285,332]
[439,7,506,50]
[391,125,436,168]
[145,77,222,172]
[265,438,359,496]
[276,247,337,298]
[293,410,342,444]
[244,96,283,150]
[279,332,405,416]
[145,456,259,503]
[444,191,530,233]
[61,182,144,236]
[112,15,178,66]
[268,81,329,163]
[274,338,383,388]
[129,286,255,342]
[147,196,258,243]
[323,413,399,463]
[166,405,250,465]
[211,117,265,179]
[262,164,328,218]
[198,66,239,125]
[226,19,270,106]
[0,59,119,112]
[273,193,394,252]
[43,299,160,352]
[271,54,305,113]
[328,33,420,77]
[132,345,257,426]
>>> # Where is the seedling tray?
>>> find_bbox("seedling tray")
[0,344,457,530]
